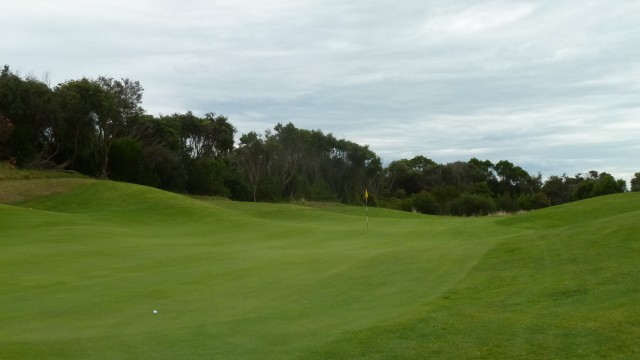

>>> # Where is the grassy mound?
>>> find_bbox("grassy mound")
[1,181,638,359]
[0,163,94,204]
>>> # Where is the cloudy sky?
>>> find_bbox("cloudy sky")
[3,0,639,181]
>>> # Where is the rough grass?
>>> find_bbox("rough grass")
[0,163,94,203]
[0,178,96,204]
[0,162,88,181]
[0,180,638,359]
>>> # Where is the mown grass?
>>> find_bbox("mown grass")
[0,180,638,359]
[304,194,640,359]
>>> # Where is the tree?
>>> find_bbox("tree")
[574,175,595,200]
[52,78,103,173]
[591,172,625,196]
[205,112,236,157]
[266,122,304,198]
[573,171,626,199]
[137,145,187,191]
[0,66,55,166]
[542,175,575,205]
[299,129,332,188]
[233,131,267,202]
[107,137,143,182]
[186,158,230,196]
[0,113,13,159]
[179,112,235,160]
[631,173,640,192]
[385,156,437,196]
[95,76,144,178]
[494,160,531,196]
[330,139,380,204]
[468,158,495,183]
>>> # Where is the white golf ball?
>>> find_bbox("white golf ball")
[153,309,158,314]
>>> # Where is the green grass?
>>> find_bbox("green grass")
[1,180,638,359]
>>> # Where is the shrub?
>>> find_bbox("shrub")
[138,146,187,192]
[411,191,440,215]
[517,192,550,210]
[450,193,496,216]
[186,158,230,197]
[108,138,143,182]
[257,177,281,202]
[305,180,337,202]
[496,195,518,213]
[223,170,253,201]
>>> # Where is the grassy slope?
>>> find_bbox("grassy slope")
[305,193,640,359]
[0,181,638,359]
[0,163,94,204]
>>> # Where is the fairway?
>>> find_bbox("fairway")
[1,180,639,359]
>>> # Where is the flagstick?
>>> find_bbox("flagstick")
[366,203,369,229]
[365,189,369,229]
[365,190,369,229]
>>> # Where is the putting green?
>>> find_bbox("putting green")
[1,180,638,359]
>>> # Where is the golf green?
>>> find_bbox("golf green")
[1,180,638,359]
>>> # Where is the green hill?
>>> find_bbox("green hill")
[1,180,638,359]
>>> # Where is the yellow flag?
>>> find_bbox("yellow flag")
[365,189,369,202]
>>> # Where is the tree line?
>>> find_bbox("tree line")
[1,66,637,215]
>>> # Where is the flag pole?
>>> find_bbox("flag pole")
[365,189,369,229]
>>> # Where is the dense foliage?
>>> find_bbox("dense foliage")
[0,66,632,214]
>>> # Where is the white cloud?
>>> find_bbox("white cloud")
[2,0,640,181]
[438,3,536,34]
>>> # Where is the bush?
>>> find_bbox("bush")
[108,138,143,182]
[375,196,410,212]
[223,169,253,201]
[591,173,625,196]
[496,195,518,213]
[257,177,281,202]
[574,180,595,200]
[186,158,230,197]
[450,193,496,216]
[517,192,550,211]
[305,180,337,202]
[411,191,440,215]
[468,182,492,197]
[138,146,187,192]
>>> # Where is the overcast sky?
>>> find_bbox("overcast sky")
[3,0,639,181]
